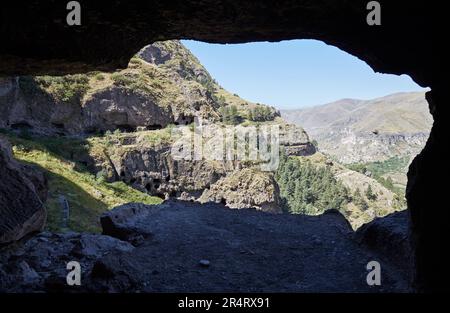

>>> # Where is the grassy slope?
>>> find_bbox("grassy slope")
[347,156,411,195]
[5,133,162,233]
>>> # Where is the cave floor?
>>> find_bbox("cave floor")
[1,202,410,293]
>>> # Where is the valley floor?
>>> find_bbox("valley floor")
[1,200,410,293]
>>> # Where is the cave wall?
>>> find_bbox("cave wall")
[407,87,449,292]
[0,0,444,292]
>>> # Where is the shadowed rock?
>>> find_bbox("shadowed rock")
[100,202,156,246]
[0,1,433,88]
[355,210,413,278]
[0,137,47,244]
[1,200,411,292]
[0,232,134,292]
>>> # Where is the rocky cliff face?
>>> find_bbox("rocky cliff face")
[86,123,311,212]
[0,137,47,244]
[0,41,223,136]
[0,40,283,137]
[113,145,230,199]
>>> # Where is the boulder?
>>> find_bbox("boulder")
[100,202,156,245]
[279,124,316,157]
[0,137,47,244]
[199,168,282,213]
[355,210,412,273]
[0,231,134,292]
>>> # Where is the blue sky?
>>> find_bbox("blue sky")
[182,39,426,110]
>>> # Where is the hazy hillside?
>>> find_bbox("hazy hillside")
[281,92,432,196]
[281,92,432,164]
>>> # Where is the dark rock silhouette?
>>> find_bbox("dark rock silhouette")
[0,137,47,244]
[355,211,413,279]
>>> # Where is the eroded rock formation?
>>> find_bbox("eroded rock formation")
[199,168,282,213]
[0,41,220,136]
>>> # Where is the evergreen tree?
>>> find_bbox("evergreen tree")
[365,185,377,201]
[353,188,369,211]
[220,105,240,125]
[276,155,350,215]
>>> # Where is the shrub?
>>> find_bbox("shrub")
[111,72,151,94]
[353,188,369,211]
[220,105,241,125]
[33,74,90,103]
[94,73,105,81]
[249,105,275,122]
[96,170,108,183]
[365,185,377,201]
[129,56,142,65]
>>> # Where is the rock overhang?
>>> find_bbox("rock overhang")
[0,0,434,88]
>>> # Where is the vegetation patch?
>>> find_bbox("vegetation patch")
[348,156,410,197]
[276,154,351,215]
[5,133,162,233]
[34,74,90,103]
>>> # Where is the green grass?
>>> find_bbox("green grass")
[348,156,410,197]
[5,133,162,233]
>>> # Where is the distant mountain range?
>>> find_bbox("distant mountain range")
[281,92,432,164]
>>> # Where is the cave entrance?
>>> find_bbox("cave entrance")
[0,0,439,292]
[181,39,430,227]
[177,39,432,287]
